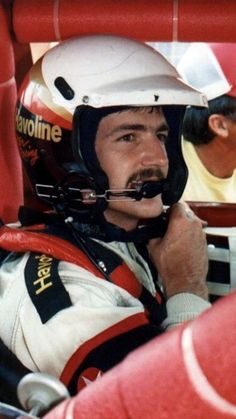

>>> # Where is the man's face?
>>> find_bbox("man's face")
[95,107,169,231]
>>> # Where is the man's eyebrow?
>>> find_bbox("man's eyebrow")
[108,122,169,136]
[156,122,169,132]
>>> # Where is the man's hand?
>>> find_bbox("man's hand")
[147,202,209,300]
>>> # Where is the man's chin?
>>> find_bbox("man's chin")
[136,195,164,217]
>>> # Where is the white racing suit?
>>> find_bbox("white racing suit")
[0,223,211,395]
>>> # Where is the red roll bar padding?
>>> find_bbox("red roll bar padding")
[44,291,236,419]
[0,3,23,223]
[189,202,236,227]
[12,0,236,43]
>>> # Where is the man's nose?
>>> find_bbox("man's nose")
[140,136,168,167]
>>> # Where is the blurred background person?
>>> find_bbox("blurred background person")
[178,43,236,202]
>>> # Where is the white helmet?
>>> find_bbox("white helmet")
[16,35,207,217]
[40,35,206,111]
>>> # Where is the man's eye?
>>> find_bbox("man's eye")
[157,132,168,143]
[118,134,134,142]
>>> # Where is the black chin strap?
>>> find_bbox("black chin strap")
[69,210,169,243]
[18,205,169,243]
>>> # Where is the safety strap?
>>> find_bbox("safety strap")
[207,229,236,297]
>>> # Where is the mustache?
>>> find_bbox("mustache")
[127,168,166,187]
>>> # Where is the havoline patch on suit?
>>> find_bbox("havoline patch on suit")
[24,253,72,323]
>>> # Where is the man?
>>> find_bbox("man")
[178,42,236,202]
[0,35,210,398]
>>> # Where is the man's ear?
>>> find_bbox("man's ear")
[208,114,229,138]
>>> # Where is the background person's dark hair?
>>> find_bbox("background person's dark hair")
[183,95,236,145]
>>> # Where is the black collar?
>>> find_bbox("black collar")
[18,206,168,243]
